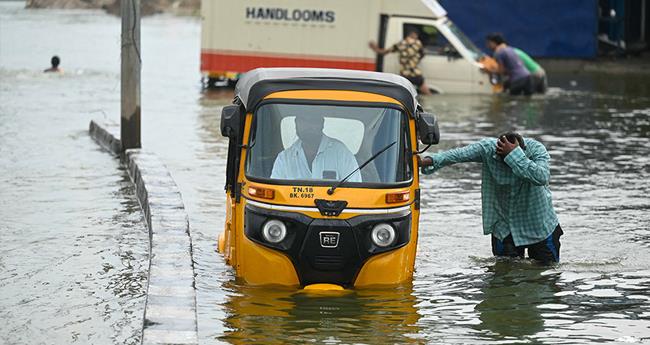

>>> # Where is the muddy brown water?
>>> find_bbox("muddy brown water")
[1,3,649,344]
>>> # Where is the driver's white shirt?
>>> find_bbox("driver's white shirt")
[271,135,361,182]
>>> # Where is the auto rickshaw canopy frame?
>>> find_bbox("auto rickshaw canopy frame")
[234,68,420,116]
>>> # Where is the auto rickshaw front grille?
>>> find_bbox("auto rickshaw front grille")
[313,255,345,271]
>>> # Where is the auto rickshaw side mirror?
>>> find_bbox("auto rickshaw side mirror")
[417,112,440,145]
[220,105,242,138]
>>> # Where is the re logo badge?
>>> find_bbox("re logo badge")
[319,232,339,248]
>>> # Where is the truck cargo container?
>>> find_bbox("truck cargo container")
[201,0,499,94]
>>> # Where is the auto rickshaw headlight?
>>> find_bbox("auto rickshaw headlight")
[262,219,287,244]
[371,223,396,247]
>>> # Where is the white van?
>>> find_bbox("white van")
[200,0,499,94]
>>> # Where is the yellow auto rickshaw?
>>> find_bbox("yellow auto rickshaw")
[219,68,439,290]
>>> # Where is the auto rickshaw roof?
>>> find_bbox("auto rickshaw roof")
[235,68,420,116]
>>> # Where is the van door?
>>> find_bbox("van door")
[383,16,474,94]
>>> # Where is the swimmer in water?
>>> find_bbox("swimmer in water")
[44,55,63,73]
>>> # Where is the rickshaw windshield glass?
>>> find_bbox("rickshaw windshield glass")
[246,103,411,185]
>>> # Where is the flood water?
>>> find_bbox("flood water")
[1,2,650,344]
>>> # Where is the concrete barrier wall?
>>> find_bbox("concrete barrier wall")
[89,120,198,345]
[89,120,122,155]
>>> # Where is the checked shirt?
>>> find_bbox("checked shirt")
[422,138,559,246]
[390,37,424,78]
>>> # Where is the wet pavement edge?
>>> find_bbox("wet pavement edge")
[89,120,199,345]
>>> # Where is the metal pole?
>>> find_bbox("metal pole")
[642,0,646,42]
[121,0,141,150]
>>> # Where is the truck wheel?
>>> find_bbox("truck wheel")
[206,77,219,89]
[204,77,232,89]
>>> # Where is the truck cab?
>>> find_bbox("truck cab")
[380,15,497,93]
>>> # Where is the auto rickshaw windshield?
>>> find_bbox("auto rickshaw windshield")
[246,103,412,185]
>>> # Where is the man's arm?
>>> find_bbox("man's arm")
[503,142,550,186]
[369,41,395,56]
[420,141,487,175]
[493,50,506,75]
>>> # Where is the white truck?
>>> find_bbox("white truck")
[200,0,499,94]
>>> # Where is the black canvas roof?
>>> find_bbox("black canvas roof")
[234,68,420,116]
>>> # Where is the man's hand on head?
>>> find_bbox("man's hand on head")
[496,136,519,158]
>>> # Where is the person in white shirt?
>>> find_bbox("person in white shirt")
[271,114,361,182]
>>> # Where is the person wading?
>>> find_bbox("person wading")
[369,28,432,95]
[418,132,563,265]
[513,47,547,94]
[485,34,532,96]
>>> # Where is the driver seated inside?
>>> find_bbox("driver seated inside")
[271,114,361,182]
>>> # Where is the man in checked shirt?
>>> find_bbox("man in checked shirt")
[369,28,432,95]
[418,132,563,265]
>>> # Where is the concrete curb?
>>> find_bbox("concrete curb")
[89,120,122,155]
[89,120,198,345]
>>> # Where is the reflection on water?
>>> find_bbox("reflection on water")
[221,283,420,345]
[474,262,558,340]
[2,2,650,344]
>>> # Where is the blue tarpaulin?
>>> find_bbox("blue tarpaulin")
[438,0,598,58]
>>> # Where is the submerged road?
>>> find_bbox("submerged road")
[2,3,650,344]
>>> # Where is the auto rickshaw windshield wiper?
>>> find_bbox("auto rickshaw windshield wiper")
[327,141,397,195]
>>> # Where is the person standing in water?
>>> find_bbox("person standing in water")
[513,47,547,94]
[485,34,532,96]
[418,132,563,265]
[369,28,432,95]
